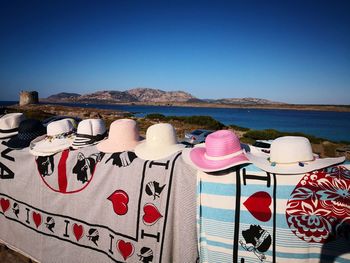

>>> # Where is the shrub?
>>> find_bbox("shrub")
[145,113,166,120]
[229,124,250,132]
[243,129,326,144]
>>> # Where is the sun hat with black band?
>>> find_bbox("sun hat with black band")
[6,119,46,149]
[71,119,107,149]
[0,113,26,139]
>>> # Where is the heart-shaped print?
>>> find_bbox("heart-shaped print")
[73,223,84,241]
[107,190,129,216]
[116,239,134,260]
[0,198,10,213]
[32,212,42,228]
[143,203,162,226]
[243,191,272,222]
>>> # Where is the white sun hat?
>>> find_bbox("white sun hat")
[245,136,345,174]
[0,113,26,139]
[135,123,185,160]
[71,119,107,149]
[29,119,76,156]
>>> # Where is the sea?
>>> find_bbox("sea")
[2,101,350,142]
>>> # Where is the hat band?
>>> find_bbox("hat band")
[204,150,243,161]
[0,127,18,133]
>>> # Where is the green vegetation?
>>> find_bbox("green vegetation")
[242,129,326,144]
[145,113,224,130]
[228,124,250,132]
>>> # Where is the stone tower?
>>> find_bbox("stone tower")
[19,91,39,106]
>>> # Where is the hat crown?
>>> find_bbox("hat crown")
[270,136,314,163]
[146,123,177,147]
[205,130,242,157]
[47,119,74,136]
[0,113,25,129]
[77,119,106,136]
[109,119,139,141]
[18,119,45,133]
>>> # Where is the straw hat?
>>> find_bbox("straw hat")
[71,119,107,149]
[6,119,46,149]
[0,113,26,139]
[29,119,76,156]
[135,123,185,160]
[245,136,345,174]
[96,119,142,153]
[182,130,250,172]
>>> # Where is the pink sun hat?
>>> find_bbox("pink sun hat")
[96,119,142,153]
[183,130,250,172]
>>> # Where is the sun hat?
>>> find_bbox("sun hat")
[135,123,185,160]
[0,113,26,139]
[6,119,46,149]
[96,119,142,153]
[71,119,107,149]
[245,136,345,174]
[29,119,76,156]
[182,130,250,172]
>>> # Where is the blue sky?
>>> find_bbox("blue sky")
[0,0,349,104]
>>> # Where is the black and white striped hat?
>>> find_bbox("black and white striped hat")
[71,119,107,149]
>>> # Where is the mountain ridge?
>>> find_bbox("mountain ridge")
[45,88,286,105]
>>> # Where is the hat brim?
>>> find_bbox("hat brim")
[245,152,345,174]
[135,141,185,161]
[6,137,32,149]
[96,138,142,153]
[71,136,104,149]
[29,135,75,156]
[0,131,18,139]
[183,146,250,172]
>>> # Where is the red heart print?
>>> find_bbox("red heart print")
[32,212,42,228]
[107,190,129,216]
[243,191,272,222]
[73,223,84,241]
[0,198,10,213]
[116,239,134,261]
[143,203,162,226]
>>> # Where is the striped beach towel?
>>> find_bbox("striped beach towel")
[197,162,350,262]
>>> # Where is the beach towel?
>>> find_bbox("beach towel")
[197,162,350,262]
[0,140,198,263]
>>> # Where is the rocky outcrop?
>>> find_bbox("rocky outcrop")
[127,88,195,102]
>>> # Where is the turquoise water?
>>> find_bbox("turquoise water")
[2,101,350,142]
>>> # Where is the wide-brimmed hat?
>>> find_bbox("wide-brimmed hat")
[29,119,76,156]
[0,113,26,139]
[135,123,185,160]
[71,119,107,149]
[97,119,142,153]
[6,119,46,149]
[245,136,345,174]
[182,130,250,172]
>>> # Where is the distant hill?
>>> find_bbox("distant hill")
[45,88,285,105]
[46,92,81,100]
[209,97,285,105]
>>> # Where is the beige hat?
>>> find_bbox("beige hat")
[0,113,26,139]
[245,136,345,174]
[135,123,185,160]
[96,119,142,153]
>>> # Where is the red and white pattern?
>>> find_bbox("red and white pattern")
[286,166,350,243]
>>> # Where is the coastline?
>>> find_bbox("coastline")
[41,99,350,112]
